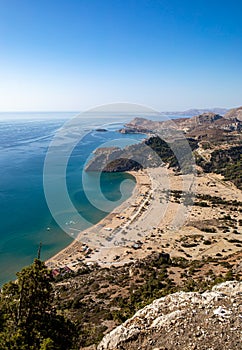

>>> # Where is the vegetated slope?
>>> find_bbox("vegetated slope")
[52,252,241,348]
[0,260,77,350]
[196,145,242,189]
[85,136,198,173]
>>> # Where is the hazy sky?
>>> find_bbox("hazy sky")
[0,0,242,111]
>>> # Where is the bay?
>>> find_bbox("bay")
[0,112,145,285]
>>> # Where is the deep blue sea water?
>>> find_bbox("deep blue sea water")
[0,112,145,285]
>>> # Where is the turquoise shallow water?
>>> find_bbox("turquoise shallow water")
[0,113,145,285]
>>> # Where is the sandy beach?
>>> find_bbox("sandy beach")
[46,166,242,271]
[46,169,152,269]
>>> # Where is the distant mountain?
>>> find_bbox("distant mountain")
[224,106,242,121]
[161,108,229,116]
[121,111,241,136]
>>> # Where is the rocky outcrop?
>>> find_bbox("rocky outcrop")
[224,106,242,121]
[97,281,242,350]
[190,112,223,125]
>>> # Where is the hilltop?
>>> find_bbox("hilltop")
[98,281,242,350]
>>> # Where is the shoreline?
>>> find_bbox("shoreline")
[45,169,152,269]
[46,165,242,272]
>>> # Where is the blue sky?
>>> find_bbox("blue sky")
[0,0,242,111]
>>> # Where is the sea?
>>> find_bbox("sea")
[0,112,146,285]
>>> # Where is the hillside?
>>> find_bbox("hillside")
[196,145,242,189]
[85,136,198,173]
[52,252,242,349]
[86,110,241,188]
[120,111,241,137]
